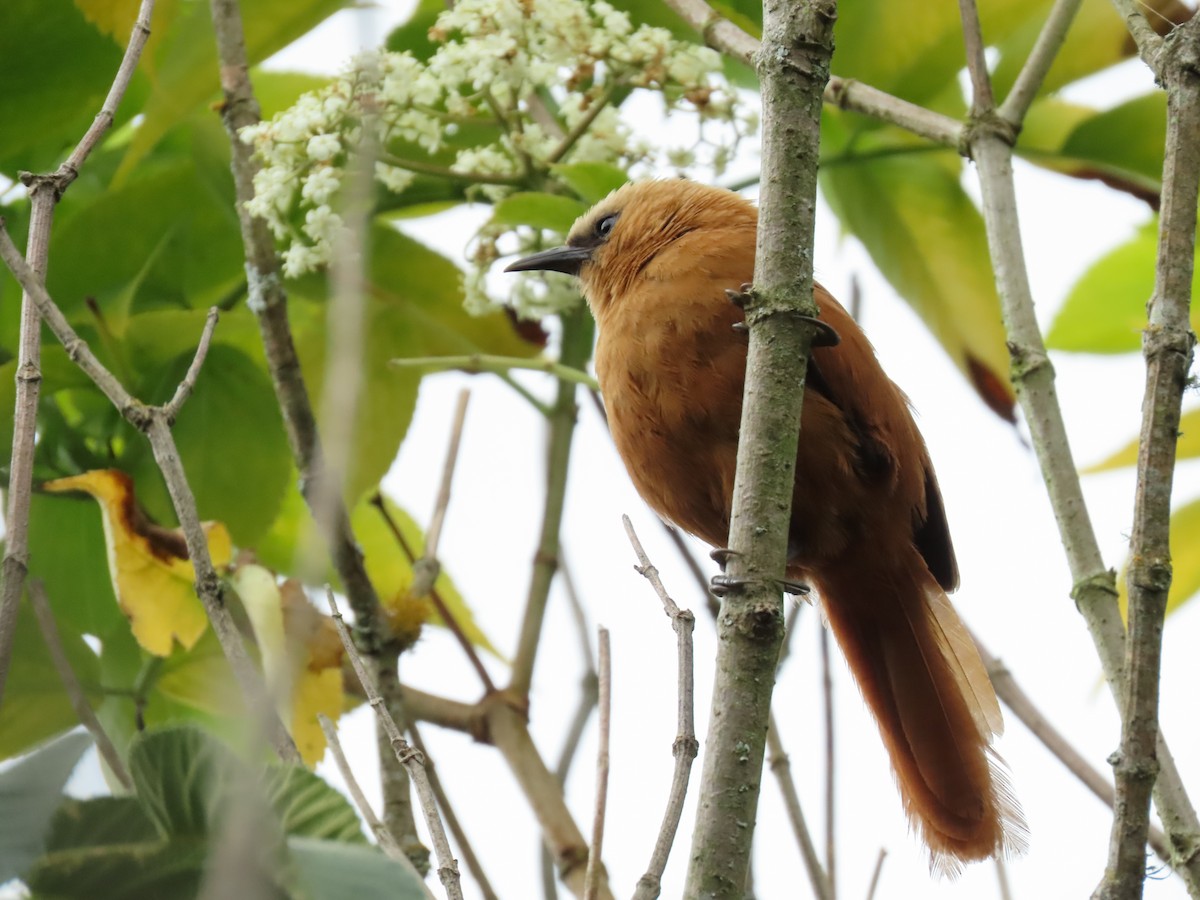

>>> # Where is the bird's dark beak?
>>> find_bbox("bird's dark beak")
[504,245,592,277]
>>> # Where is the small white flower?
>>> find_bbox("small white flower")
[306,133,341,162]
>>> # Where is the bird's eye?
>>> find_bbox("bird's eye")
[595,213,618,239]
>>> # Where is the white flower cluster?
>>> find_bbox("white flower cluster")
[242,0,752,314]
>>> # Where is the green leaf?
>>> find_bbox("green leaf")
[0,0,129,175]
[44,796,159,849]
[1046,220,1200,353]
[128,726,240,837]
[551,162,629,204]
[385,0,443,61]
[47,161,244,318]
[27,492,122,637]
[492,192,589,233]
[1117,497,1200,621]
[820,130,1015,418]
[113,0,348,182]
[27,835,212,900]
[288,837,428,900]
[263,766,366,844]
[1084,407,1200,472]
[0,601,103,761]
[1019,94,1164,205]
[0,730,92,880]
[127,343,291,546]
[288,224,539,501]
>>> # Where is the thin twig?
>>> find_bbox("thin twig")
[0,230,300,764]
[390,355,600,391]
[863,849,887,900]
[623,517,699,900]
[820,625,836,899]
[317,714,414,871]
[0,0,156,712]
[543,552,599,900]
[509,307,591,698]
[957,0,995,112]
[955,0,1200,887]
[1109,0,1166,76]
[584,628,611,900]
[997,0,1085,125]
[425,390,471,562]
[973,634,1172,863]
[661,0,963,148]
[379,152,524,187]
[326,589,464,900]
[409,724,501,900]
[369,493,496,694]
[1098,16,1200,899]
[28,580,133,791]
[766,715,834,900]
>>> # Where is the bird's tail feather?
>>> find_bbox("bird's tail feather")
[817,559,1027,874]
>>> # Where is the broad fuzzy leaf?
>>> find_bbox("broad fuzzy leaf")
[0,731,92,880]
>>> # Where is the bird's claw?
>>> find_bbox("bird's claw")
[799,315,841,347]
[724,284,754,308]
[709,547,739,569]
[709,574,811,598]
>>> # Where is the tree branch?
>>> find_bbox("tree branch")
[29,580,133,791]
[683,2,837,896]
[327,590,464,900]
[389,355,600,391]
[1097,17,1200,899]
[408,723,501,900]
[583,627,611,900]
[955,0,1200,889]
[662,0,962,147]
[509,307,591,698]
[0,231,300,763]
[0,0,155,712]
[204,0,422,855]
[623,517,699,900]
[766,714,834,900]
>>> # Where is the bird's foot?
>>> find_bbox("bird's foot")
[799,315,841,347]
[709,573,811,598]
[709,547,739,569]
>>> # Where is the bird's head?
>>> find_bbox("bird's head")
[504,179,757,315]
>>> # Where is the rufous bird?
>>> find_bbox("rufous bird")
[507,179,1025,872]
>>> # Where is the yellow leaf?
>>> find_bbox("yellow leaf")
[1085,407,1200,473]
[1118,497,1200,620]
[354,496,501,657]
[291,667,344,768]
[232,567,347,767]
[42,470,231,656]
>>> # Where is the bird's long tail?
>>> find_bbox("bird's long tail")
[816,558,1027,874]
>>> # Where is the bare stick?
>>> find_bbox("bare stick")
[1109,0,1166,75]
[317,714,413,869]
[408,724,501,900]
[584,628,611,900]
[661,0,962,148]
[369,494,496,694]
[623,517,699,900]
[954,0,1200,887]
[863,849,887,900]
[819,625,837,898]
[684,1,837,894]
[543,553,599,900]
[0,0,156,712]
[326,589,464,900]
[766,715,834,900]
[974,635,1172,863]
[509,307,591,698]
[425,390,471,562]
[0,233,300,763]
[1097,17,1200,900]
[28,580,133,791]
[998,0,1085,124]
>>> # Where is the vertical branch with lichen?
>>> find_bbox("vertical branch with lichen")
[683,2,837,897]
